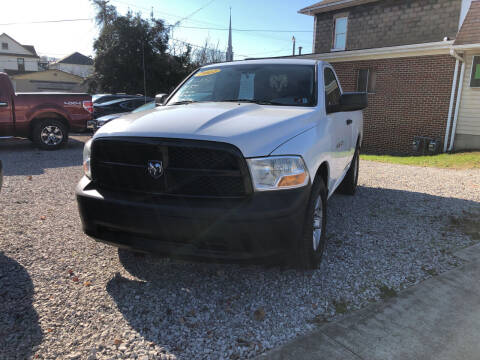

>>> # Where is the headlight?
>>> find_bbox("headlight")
[83,139,92,179]
[247,156,309,191]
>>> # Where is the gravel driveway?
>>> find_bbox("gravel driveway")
[1,136,479,360]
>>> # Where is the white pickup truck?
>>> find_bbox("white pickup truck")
[76,59,367,269]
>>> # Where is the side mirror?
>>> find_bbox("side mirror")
[155,93,168,106]
[326,92,368,114]
[339,92,368,112]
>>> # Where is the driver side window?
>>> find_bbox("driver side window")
[324,68,341,109]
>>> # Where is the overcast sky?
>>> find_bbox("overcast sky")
[1,0,316,60]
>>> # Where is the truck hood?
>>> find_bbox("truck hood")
[94,102,318,157]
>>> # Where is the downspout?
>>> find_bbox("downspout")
[448,49,466,152]
[444,58,459,152]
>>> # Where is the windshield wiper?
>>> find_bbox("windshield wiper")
[220,99,284,105]
[170,100,198,105]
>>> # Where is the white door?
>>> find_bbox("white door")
[323,67,351,186]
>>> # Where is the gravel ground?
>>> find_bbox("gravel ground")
[1,135,479,360]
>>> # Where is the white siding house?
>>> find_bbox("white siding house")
[49,52,93,78]
[0,33,39,73]
[451,0,480,151]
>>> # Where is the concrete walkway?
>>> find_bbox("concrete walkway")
[259,243,480,360]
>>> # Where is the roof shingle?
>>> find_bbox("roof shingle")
[298,0,379,15]
[454,0,480,46]
[55,52,93,65]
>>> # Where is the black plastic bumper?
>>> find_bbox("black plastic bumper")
[76,176,310,262]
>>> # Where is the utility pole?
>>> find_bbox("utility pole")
[142,40,147,103]
[292,36,296,56]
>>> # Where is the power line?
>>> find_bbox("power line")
[110,0,221,28]
[171,0,216,27]
[175,25,313,33]
[0,18,92,26]
[0,16,313,35]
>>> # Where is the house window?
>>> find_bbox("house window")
[1,42,8,50]
[333,16,348,51]
[17,58,25,72]
[470,56,480,88]
[357,69,377,93]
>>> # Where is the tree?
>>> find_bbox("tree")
[191,37,226,67]
[90,0,194,95]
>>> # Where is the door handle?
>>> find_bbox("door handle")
[0,102,8,107]
[346,119,352,125]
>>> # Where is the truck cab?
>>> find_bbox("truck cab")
[76,59,367,269]
[0,73,93,149]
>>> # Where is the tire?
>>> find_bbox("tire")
[32,119,68,150]
[294,178,328,270]
[338,147,359,195]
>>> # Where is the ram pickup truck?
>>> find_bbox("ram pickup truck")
[77,59,367,269]
[0,73,93,150]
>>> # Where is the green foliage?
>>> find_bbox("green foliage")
[333,300,348,314]
[360,152,480,170]
[378,285,397,300]
[90,0,195,95]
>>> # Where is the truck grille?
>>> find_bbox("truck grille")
[91,137,252,198]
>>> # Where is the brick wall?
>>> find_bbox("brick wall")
[332,54,456,154]
[314,0,462,53]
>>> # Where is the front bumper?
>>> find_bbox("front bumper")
[76,177,310,262]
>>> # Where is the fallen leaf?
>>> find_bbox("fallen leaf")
[47,328,53,333]
[84,281,92,287]
[68,269,74,276]
[27,176,32,181]
[253,308,265,321]
[40,216,46,221]
[113,339,122,346]
[72,276,79,283]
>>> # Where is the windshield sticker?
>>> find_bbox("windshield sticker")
[269,74,288,92]
[195,69,221,77]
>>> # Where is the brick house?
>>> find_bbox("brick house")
[297,0,480,154]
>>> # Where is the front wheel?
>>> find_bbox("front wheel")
[32,119,68,150]
[294,178,328,269]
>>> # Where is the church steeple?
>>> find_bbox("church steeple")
[226,8,234,62]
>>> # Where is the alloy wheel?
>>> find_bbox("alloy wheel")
[40,125,63,146]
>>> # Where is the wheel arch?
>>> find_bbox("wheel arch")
[313,161,330,194]
[29,112,70,137]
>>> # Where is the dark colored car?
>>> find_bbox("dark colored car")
[88,101,155,131]
[93,97,153,119]
[0,72,93,150]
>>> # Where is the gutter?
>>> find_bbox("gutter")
[448,50,466,152]
[444,50,464,152]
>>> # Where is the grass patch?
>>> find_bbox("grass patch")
[378,285,397,300]
[333,300,348,314]
[360,152,480,170]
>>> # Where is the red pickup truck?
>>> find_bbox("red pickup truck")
[0,72,93,150]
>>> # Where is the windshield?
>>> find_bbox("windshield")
[168,64,316,107]
[132,101,155,113]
